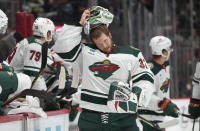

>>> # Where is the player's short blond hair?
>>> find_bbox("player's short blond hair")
[89,24,110,42]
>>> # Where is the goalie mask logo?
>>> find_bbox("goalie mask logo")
[89,60,119,80]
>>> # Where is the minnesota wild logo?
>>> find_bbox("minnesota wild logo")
[160,78,170,93]
[89,60,120,80]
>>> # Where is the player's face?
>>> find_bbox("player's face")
[46,31,53,41]
[92,33,113,53]
[163,47,173,60]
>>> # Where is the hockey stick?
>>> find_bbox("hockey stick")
[135,114,179,129]
[3,89,55,107]
[45,62,62,92]
[126,64,168,129]
[126,63,179,129]
[30,42,48,89]
[71,66,79,89]
[178,112,195,119]
[127,63,132,88]
[192,119,195,131]
[56,66,79,102]
[52,64,66,96]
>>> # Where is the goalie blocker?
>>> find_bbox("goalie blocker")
[107,81,144,113]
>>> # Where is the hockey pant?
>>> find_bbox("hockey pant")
[78,109,140,131]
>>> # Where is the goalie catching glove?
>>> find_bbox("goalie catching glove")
[158,98,179,117]
[107,81,143,113]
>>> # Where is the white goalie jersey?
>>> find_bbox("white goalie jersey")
[54,24,155,113]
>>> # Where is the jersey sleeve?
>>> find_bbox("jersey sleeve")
[192,61,200,99]
[52,24,82,62]
[8,39,27,73]
[52,24,83,76]
[131,52,155,107]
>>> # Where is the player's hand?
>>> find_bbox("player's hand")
[51,61,63,69]
[158,98,179,117]
[188,98,200,118]
[13,32,24,43]
[79,9,90,26]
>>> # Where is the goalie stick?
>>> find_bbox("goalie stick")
[3,89,55,107]
[135,114,179,129]
[30,42,48,89]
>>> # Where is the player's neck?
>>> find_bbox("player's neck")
[37,37,46,44]
[152,57,165,65]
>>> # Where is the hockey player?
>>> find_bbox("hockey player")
[9,17,55,91]
[0,10,26,62]
[0,10,32,115]
[0,9,16,62]
[54,6,155,131]
[188,59,200,118]
[138,36,179,131]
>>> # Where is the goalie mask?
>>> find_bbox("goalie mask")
[84,6,114,35]
[0,9,8,34]
[149,36,173,60]
[33,17,55,41]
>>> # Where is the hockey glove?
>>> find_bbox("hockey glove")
[56,86,77,102]
[69,104,81,122]
[51,61,64,69]
[13,32,24,43]
[43,100,60,111]
[107,81,138,113]
[188,98,200,118]
[158,98,179,117]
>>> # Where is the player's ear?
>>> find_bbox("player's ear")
[109,32,112,39]
[162,49,168,56]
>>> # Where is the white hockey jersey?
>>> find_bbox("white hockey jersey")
[192,60,200,99]
[8,36,50,90]
[55,25,155,113]
[138,59,170,121]
[9,36,48,76]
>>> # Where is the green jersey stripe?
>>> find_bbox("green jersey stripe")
[81,93,107,105]
[63,48,82,62]
[193,77,199,84]
[24,66,40,70]
[132,71,154,79]
[24,70,39,77]
[57,43,81,60]
[82,89,108,96]
[132,74,154,84]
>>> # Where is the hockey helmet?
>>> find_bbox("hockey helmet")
[149,36,172,56]
[32,17,55,41]
[84,6,114,35]
[0,9,8,34]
